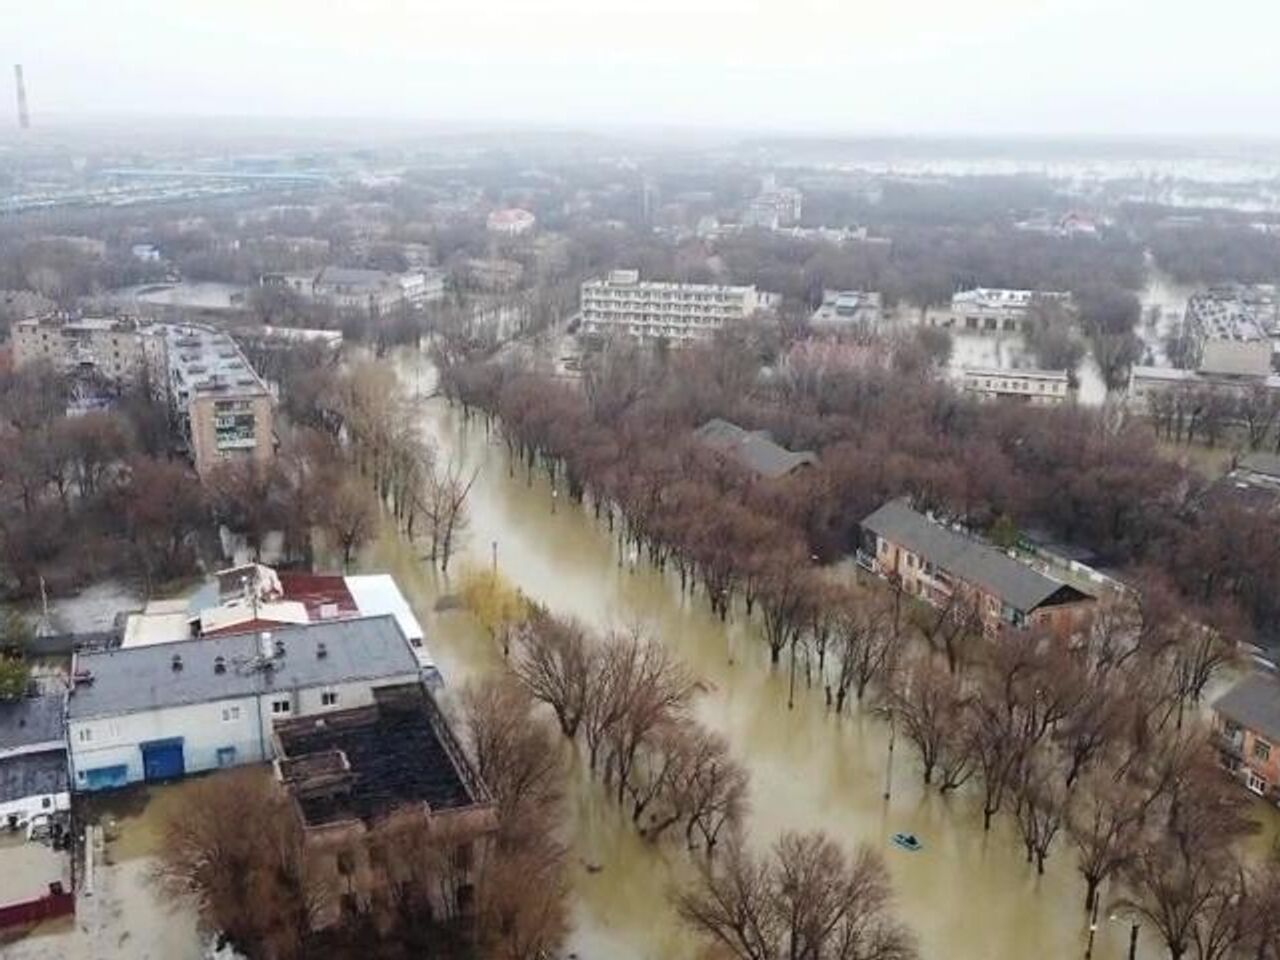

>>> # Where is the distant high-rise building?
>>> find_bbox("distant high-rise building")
[14,64,29,129]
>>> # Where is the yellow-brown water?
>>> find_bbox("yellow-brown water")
[366,349,1235,959]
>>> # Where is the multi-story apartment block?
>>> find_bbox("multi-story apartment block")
[1213,673,1280,805]
[13,315,165,385]
[13,316,274,477]
[927,288,1071,334]
[961,366,1072,405]
[580,269,779,343]
[860,499,1095,638]
[162,324,275,477]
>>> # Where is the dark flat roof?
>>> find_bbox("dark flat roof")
[0,695,65,751]
[274,686,479,828]
[0,749,68,804]
[1214,673,1280,743]
[863,499,1090,613]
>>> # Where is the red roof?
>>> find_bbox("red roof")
[204,616,300,638]
[277,572,359,620]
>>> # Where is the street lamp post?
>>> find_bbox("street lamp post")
[1109,912,1139,960]
[874,706,896,801]
[551,487,558,514]
[1084,891,1100,959]
[491,540,497,574]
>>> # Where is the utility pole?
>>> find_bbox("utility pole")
[14,65,29,130]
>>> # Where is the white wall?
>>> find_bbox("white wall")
[68,672,421,790]
[0,791,71,824]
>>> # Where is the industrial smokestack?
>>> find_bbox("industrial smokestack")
[14,64,30,130]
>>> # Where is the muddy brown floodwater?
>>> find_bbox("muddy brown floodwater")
[367,349,1280,960]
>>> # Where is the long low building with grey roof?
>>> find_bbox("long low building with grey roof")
[860,499,1095,637]
[694,418,817,480]
[0,694,70,826]
[66,616,424,791]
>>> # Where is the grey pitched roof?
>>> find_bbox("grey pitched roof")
[1213,673,1280,742]
[862,499,1089,613]
[0,750,68,804]
[0,695,65,752]
[68,616,420,721]
[695,418,817,480]
[1239,451,1280,480]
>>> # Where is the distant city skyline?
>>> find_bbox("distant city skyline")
[3,0,1279,139]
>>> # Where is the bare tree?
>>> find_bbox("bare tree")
[419,458,478,572]
[512,611,594,738]
[155,768,330,960]
[676,831,917,960]
[322,476,379,569]
[887,657,970,788]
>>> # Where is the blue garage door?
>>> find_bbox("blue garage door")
[82,764,129,791]
[140,738,185,782]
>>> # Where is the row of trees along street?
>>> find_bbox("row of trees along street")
[456,568,921,960]
[433,330,1280,960]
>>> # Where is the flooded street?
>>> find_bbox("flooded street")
[367,349,1160,960]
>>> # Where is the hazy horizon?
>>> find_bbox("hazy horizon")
[4,0,1280,140]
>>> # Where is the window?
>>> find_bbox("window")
[321,691,339,707]
[221,706,241,723]
[1254,738,1272,762]
[41,797,51,809]
[216,747,237,768]
[77,728,92,743]
[1246,770,1268,796]
[272,699,291,715]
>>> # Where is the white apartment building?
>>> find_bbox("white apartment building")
[310,266,446,313]
[961,367,1072,405]
[927,288,1072,334]
[66,616,423,791]
[580,269,779,343]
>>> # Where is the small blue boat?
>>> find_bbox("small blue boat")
[891,832,923,852]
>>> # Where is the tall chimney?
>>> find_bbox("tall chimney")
[14,64,29,130]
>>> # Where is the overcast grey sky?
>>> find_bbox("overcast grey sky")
[5,0,1278,138]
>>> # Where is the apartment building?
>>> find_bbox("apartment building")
[162,323,274,477]
[13,315,165,385]
[961,366,1072,405]
[927,288,1071,334]
[580,269,779,343]
[66,616,423,792]
[1213,672,1280,804]
[860,499,1095,637]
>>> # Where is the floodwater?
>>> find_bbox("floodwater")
[368,348,1260,960]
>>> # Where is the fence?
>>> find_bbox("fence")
[0,884,75,930]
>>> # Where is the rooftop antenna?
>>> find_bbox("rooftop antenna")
[14,64,29,130]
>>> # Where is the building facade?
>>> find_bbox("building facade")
[66,616,423,792]
[927,288,1071,334]
[860,499,1095,638]
[162,324,275,477]
[13,316,162,385]
[1212,673,1280,804]
[0,695,70,829]
[580,269,779,343]
[272,684,497,929]
[961,367,1072,405]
